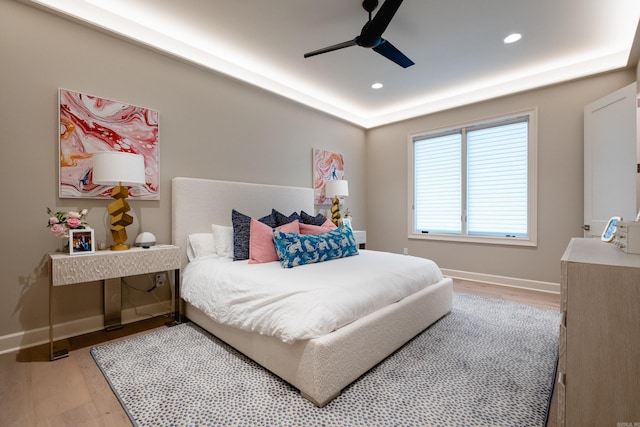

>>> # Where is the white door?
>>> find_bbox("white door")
[584,82,638,238]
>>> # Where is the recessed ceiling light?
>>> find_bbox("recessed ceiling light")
[371,83,383,89]
[504,33,522,44]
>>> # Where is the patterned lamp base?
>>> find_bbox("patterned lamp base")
[330,197,342,226]
[107,184,134,250]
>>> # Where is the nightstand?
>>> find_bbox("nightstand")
[352,230,366,249]
[49,245,181,360]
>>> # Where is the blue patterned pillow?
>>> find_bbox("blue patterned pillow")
[273,226,359,268]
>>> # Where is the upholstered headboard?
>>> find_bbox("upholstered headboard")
[171,177,314,268]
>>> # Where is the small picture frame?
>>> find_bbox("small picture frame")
[69,228,95,255]
[601,216,621,243]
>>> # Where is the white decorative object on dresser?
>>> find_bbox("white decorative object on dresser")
[558,238,640,427]
[613,220,640,254]
[49,245,181,361]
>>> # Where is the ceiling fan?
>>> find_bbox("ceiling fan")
[304,0,414,68]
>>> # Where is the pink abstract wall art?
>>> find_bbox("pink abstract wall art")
[59,88,159,199]
[313,148,344,204]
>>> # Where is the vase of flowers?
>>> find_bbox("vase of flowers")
[47,208,90,251]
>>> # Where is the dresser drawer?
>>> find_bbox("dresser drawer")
[614,221,640,254]
[558,318,566,374]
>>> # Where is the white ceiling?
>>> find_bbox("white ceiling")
[27,0,640,128]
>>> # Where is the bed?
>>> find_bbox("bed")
[171,177,453,407]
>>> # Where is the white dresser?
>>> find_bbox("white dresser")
[558,238,640,426]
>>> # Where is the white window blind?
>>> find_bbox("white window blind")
[412,115,531,241]
[414,133,461,233]
[467,121,528,236]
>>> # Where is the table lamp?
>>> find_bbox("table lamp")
[324,179,349,226]
[92,151,146,250]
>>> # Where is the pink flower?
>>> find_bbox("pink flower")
[47,207,89,239]
[66,217,82,228]
[50,223,67,237]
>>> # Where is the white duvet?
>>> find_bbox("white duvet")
[181,250,444,343]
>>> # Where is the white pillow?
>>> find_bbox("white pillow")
[212,224,234,258]
[186,233,216,261]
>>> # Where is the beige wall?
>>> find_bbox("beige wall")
[366,70,636,284]
[0,1,366,341]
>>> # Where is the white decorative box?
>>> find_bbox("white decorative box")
[613,221,640,254]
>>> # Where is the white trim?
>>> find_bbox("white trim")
[408,233,537,247]
[0,302,170,355]
[442,268,560,294]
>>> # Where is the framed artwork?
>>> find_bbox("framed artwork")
[313,148,344,204]
[58,88,159,199]
[69,229,95,255]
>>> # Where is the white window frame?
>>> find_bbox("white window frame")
[408,109,538,247]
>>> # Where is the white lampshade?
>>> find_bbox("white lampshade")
[325,179,349,197]
[92,151,146,186]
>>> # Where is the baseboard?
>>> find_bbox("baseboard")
[0,302,171,355]
[0,273,558,354]
[441,269,560,294]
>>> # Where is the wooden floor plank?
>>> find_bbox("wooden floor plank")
[0,351,36,427]
[75,347,131,426]
[30,348,93,422]
[36,401,103,427]
[453,279,560,310]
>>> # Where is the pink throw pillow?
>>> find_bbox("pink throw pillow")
[249,219,300,264]
[299,219,337,235]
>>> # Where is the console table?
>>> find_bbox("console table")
[49,245,181,361]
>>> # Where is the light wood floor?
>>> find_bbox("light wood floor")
[0,280,560,427]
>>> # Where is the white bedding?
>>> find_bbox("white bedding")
[182,250,444,343]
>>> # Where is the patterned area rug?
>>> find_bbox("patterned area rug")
[91,293,560,426]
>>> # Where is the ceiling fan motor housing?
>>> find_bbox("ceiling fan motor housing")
[362,0,379,13]
[304,0,414,68]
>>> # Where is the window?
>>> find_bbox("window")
[409,110,537,246]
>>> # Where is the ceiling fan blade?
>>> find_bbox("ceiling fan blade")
[373,39,414,68]
[304,40,358,58]
[363,0,404,40]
